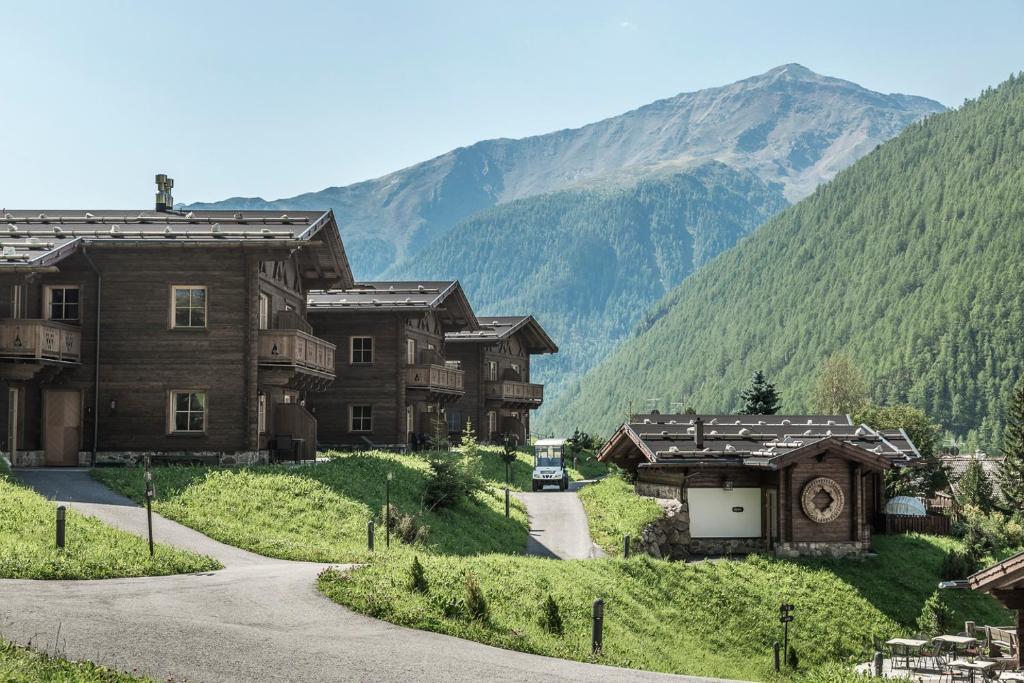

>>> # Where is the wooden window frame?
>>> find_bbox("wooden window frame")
[350,404,373,433]
[486,360,498,382]
[169,285,208,330]
[406,404,414,436]
[44,284,81,322]
[258,293,270,330]
[258,393,267,434]
[11,284,22,320]
[350,336,374,365]
[168,390,208,435]
[406,338,416,365]
[487,410,497,436]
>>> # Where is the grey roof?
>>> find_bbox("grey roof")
[0,210,352,285]
[308,281,478,329]
[445,315,558,354]
[599,413,921,471]
[943,452,1004,498]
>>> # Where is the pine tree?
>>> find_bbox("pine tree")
[955,459,996,512]
[739,370,781,414]
[997,376,1024,511]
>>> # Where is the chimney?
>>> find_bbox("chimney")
[155,174,174,212]
[694,416,704,449]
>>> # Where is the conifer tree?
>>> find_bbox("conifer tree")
[955,459,995,512]
[997,375,1024,510]
[739,370,781,414]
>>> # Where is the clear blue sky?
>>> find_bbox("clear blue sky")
[2,0,1021,207]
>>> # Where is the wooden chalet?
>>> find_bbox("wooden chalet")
[306,281,478,449]
[598,414,921,557]
[968,551,1024,668]
[445,316,558,444]
[0,177,351,466]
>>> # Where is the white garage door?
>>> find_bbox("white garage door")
[688,488,762,538]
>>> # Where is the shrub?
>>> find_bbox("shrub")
[382,504,430,545]
[456,419,481,458]
[916,591,955,635]
[539,593,563,635]
[956,504,1024,553]
[939,548,979,580]
[423,456,483,510]
[786,646,800,670]
[409,555,428,593]
[464,572,489,622]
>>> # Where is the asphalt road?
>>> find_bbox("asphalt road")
[516,481,607,560]
[1,469,725,683]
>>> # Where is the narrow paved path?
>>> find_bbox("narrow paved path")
[1,469,722,683]
[516,480,607,560]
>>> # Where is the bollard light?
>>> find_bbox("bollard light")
[56,505,66,549]
[591,598,605,655]
[773,641,781,672]
[873,650,884,676]
[367,519,375,552]
[385,472,393,548]
[624,535,631,559]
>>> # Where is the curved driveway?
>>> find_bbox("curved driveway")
[0,470,725,683]
[516,481,607,560]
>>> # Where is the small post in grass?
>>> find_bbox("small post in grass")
[55,505,66,549]
[873,650,883,676]
[385,471,393,549]
[773,641,780,672]
[623,534,630,559]
[591,598,604,655]
[502,435,516,519]
[779,603,794,666]
[144,455,155,557]
[367,520,375,551]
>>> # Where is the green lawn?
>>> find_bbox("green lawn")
[93,450,531,563]
[577,476,663,556]
[0,468,219,580]
[0,640,149,682]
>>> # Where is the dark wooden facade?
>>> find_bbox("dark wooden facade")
[968,551,1024,668]
[0,208,351,466]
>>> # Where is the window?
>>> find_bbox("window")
[258,393,267,434]
[171,286,207,328]
[46,286,80,321]
[406,405,414,436]
[487,410,497,437]
[406,338,416,365]
[350,405,372,432]
[486,361,498,382]
[169,391,206,433]
[11,285,22,319]
[351,337,373,364]
[258,293,270,330]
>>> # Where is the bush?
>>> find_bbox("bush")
[916,591,955,635]
[464,572,489,622]
[787,646,800,670]
[939,548,980,581]
[539,593,564,635]
[382,504,430,545]
[956,505,1024,553]
[423,456,483,511]
[409,555,428,593]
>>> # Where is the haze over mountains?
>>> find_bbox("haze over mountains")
[187,64,943,278]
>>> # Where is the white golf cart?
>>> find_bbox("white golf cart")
[531,438,570,491]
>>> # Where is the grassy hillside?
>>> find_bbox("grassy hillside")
[0,640,149,682]
[544,73,1024,445]
[319,534,1011,682]
[0,467,218,580]
[390,164,787,411]
[578,477,663,556]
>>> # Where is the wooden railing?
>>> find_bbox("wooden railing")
[877,513,952,536]
[485,380,544,404]
[406,364,465,393]
[0,319,81,363]
[258,329,336,377]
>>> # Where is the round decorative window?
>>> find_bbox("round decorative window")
[800,477,845,524]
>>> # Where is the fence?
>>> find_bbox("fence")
[877,512,952,536]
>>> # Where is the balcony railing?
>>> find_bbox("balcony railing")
[485,380,544,405]
[259,329,336,377]
[0,319,81,363]
[406,364,465,394]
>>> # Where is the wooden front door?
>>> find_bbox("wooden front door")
[43,389,82,466]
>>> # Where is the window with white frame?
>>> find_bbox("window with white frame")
[258,393,267,434]
[486,360,498,382]
[406,405,414,435]
[171,286,207,328]
[350,337,373,364]
[46,286,80,321]
[350,405,372,432]
[258,293,270,330]
[169,391,206,433]
[406,338,416,365]
[487,410,497,437]
[11,284,22,319]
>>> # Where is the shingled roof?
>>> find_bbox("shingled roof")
[445,315,558,354]
[0,210,352,286]
[308,281,478,330]
[598,413,921,471]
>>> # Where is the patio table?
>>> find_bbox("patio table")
[998,673,1024,682]
[886,638,928,668]
[948,658,996,683]
[934,635,979,658]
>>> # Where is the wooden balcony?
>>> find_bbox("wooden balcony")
[0,318,81,365]
[258,328,336,390]
[406,364,465,398]
[485,380,544,407]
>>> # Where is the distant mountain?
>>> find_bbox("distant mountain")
[186,64,943,278]
[541,74,1024,449]
[388,162,788,402]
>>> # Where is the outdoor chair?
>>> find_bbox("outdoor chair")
[917,635,942,671]
[271,435,300,463]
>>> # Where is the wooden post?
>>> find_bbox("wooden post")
[1017,608,1023,669]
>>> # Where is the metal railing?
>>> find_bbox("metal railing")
[0,319,82,363]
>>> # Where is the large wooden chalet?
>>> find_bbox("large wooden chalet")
[0,188,352,466]
[445,316,558,444]
[598,414,921,557]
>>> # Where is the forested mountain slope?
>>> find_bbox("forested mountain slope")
[186,65,942,277]
[388,163,788,400]
[542,74,1024,446]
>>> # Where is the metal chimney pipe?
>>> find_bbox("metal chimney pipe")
[694,416,704,449]
[155,174,174,212]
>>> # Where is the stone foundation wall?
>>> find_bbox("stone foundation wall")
[774,541,865,559]
[86,450,269,467]
[11,450,45,467]
[635,481,682,500]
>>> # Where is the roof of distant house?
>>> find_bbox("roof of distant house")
[942,451,1005,497]
[445,315,558,354]
[598,413,921,471]
[0,209,352,286]
[308,281,478,330]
